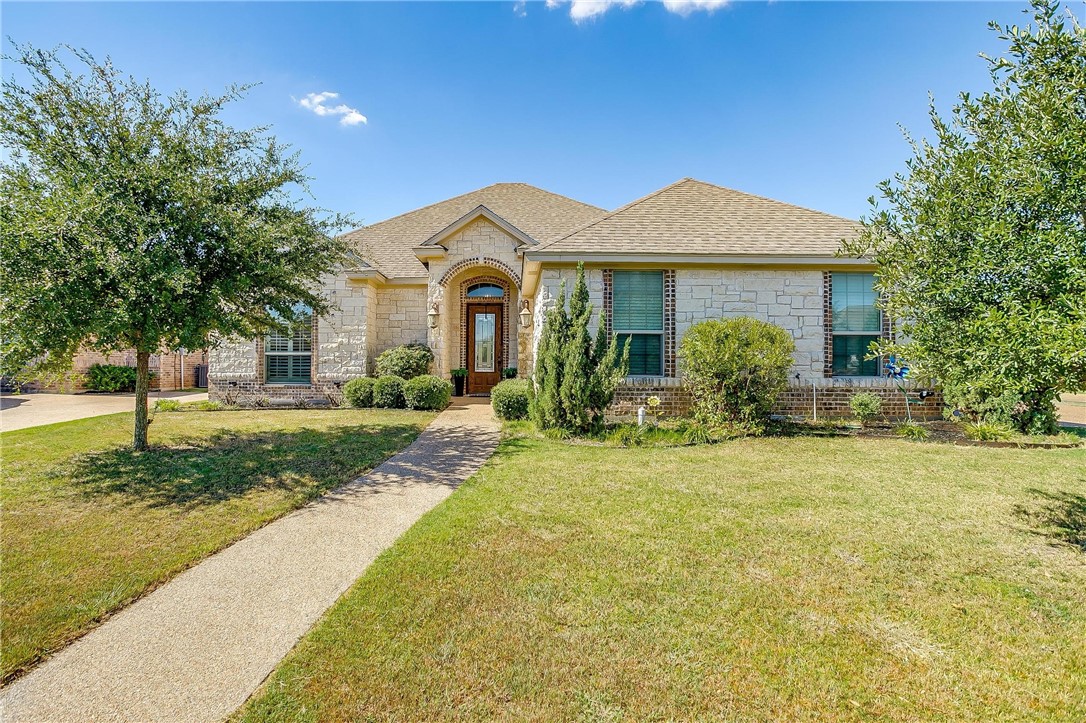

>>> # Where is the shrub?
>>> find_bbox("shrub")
[404,375,452,411]
[372,375,406,408]
[491,378,531,420]
[154,399,181,412]
[964,421,1014,441]
[678,317,795,433]
[849,392,883,426]
[196,400,223,411]
[375,344,433,380]
[530,262,629,434]
[343,377,376,408]
[895,420,929,440]
[501,367,518,380]
[85,363,140,392]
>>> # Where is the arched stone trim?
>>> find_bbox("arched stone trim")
[458,274,512,371]
[439,256,522,288]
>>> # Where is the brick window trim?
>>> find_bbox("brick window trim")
[823,270,891,379]
[602,268,677,379]
[458,274,511,371]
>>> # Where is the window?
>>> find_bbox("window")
[613,270,664,376]
[265,309,313,384]
[466,283,504,298]
[831,272,881,376]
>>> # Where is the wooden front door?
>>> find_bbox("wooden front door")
[467,303,502,394]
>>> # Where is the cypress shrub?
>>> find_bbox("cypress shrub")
[530,263,628,434]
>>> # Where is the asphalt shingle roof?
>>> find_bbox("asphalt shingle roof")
[530,178,862,257]
[340,183,607,278]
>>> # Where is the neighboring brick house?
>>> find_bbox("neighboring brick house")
[209,179,940,418]
[38,348,209,392]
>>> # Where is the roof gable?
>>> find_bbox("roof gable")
[340,183,606,278]
[415,205,536,253]
[530,178,862,259]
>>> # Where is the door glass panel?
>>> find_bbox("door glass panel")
[474,313,496,372]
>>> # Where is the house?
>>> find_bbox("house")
[17,348,209,393]
[208,179,941,418]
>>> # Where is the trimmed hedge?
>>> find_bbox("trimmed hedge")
[404,375,453,411]
[343,377,376,408]
[375,344,433,380]
[372,375,406,409]
[85,364,140,392]
[491,378,531,420]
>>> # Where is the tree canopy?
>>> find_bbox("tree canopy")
[0,44,352,448]
[844,0,1086,434]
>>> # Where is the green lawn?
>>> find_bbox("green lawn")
[238,433,1086,721]
[0,408,433,682]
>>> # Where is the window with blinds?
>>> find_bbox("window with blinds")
[613,270,664,376]
[831,272,881,376]
[265,310,313,384]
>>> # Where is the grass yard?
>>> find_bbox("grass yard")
[0,408,433,682]
[238,434,1086,721]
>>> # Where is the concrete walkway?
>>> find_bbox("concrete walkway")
[0,400,500,722]
[0,391,209,433]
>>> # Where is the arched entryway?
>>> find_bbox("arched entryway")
[459,275,511,394]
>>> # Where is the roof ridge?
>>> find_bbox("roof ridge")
[535,177,694,249]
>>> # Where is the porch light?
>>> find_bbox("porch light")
[519,300,532,328]
[427,303,439,329]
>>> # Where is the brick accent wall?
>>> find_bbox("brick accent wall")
[602,269,613,336]
[36,348,209,392]
[822,271,834,378]
[609,379,943,421]
[663,269,677,377]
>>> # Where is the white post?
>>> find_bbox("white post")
[637,406,646,427]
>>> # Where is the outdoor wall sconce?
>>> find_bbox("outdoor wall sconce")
[519,300,532,328]
[427,303,439,329]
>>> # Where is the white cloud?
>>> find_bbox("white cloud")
[296,91,367,127]
[547,0,728,22]
[513,0,528,17]
[662,0,729,15]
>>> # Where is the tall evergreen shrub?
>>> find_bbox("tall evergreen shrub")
[530,263,628,434]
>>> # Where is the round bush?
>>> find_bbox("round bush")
[849,392,883,425]
[678,317,795,432]
[404,375,453,411]
[342,377,376,408]
[491,378,531,420]
[372,375,406,409]
[375,344,433,380]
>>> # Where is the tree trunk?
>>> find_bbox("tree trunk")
[134,350,151,451]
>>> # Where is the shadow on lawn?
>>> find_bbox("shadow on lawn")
[1016,488,1086,551]
[57,424,423,508]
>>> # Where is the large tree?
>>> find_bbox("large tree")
[845,0,1086,434]
[0,45,351,449]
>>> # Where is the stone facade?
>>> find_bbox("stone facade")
[208,242,924,420]
[425,218,527,378]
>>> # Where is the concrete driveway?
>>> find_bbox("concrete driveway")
[0,391,208,433]
[1058,393,1085,427]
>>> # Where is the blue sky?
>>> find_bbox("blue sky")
[2,1,1064,224]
